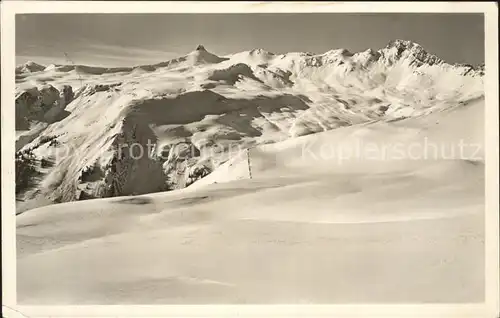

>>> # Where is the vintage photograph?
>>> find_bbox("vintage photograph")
[4,3,495,311]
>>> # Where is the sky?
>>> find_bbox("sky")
[16,13,484,67]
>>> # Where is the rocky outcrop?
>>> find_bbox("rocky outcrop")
[208,63,262,84]
[15,84,74,128]
[75,112,167,200]
[378,39,445,67]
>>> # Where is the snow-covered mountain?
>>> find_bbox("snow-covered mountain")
[15,61,46,74]
[15,40,484,213]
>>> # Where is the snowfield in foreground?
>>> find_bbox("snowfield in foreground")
[17,98,484,304]
[16,40,484,304]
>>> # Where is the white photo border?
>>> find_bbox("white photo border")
[1,2,498,317]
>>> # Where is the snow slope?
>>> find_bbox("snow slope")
[15,41,484,213]
[16,97,485,304]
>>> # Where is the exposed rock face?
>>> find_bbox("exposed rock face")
[15,88,43,121]
[75,113,168,200]
[476,63,485,76]
[208,63,261,84]
[103,115,167,197]
[161,141,204,189]
[185,165,211,187]
[38,85,60,109]
[378,39,444,67]
[15,84,75,128]
[60,85,74,106]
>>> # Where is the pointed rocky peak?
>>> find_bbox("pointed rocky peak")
[383,39,426,59]
[187,45,228,65]
[381,39,444,67]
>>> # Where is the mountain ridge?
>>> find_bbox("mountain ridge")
[16,39,485,74]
